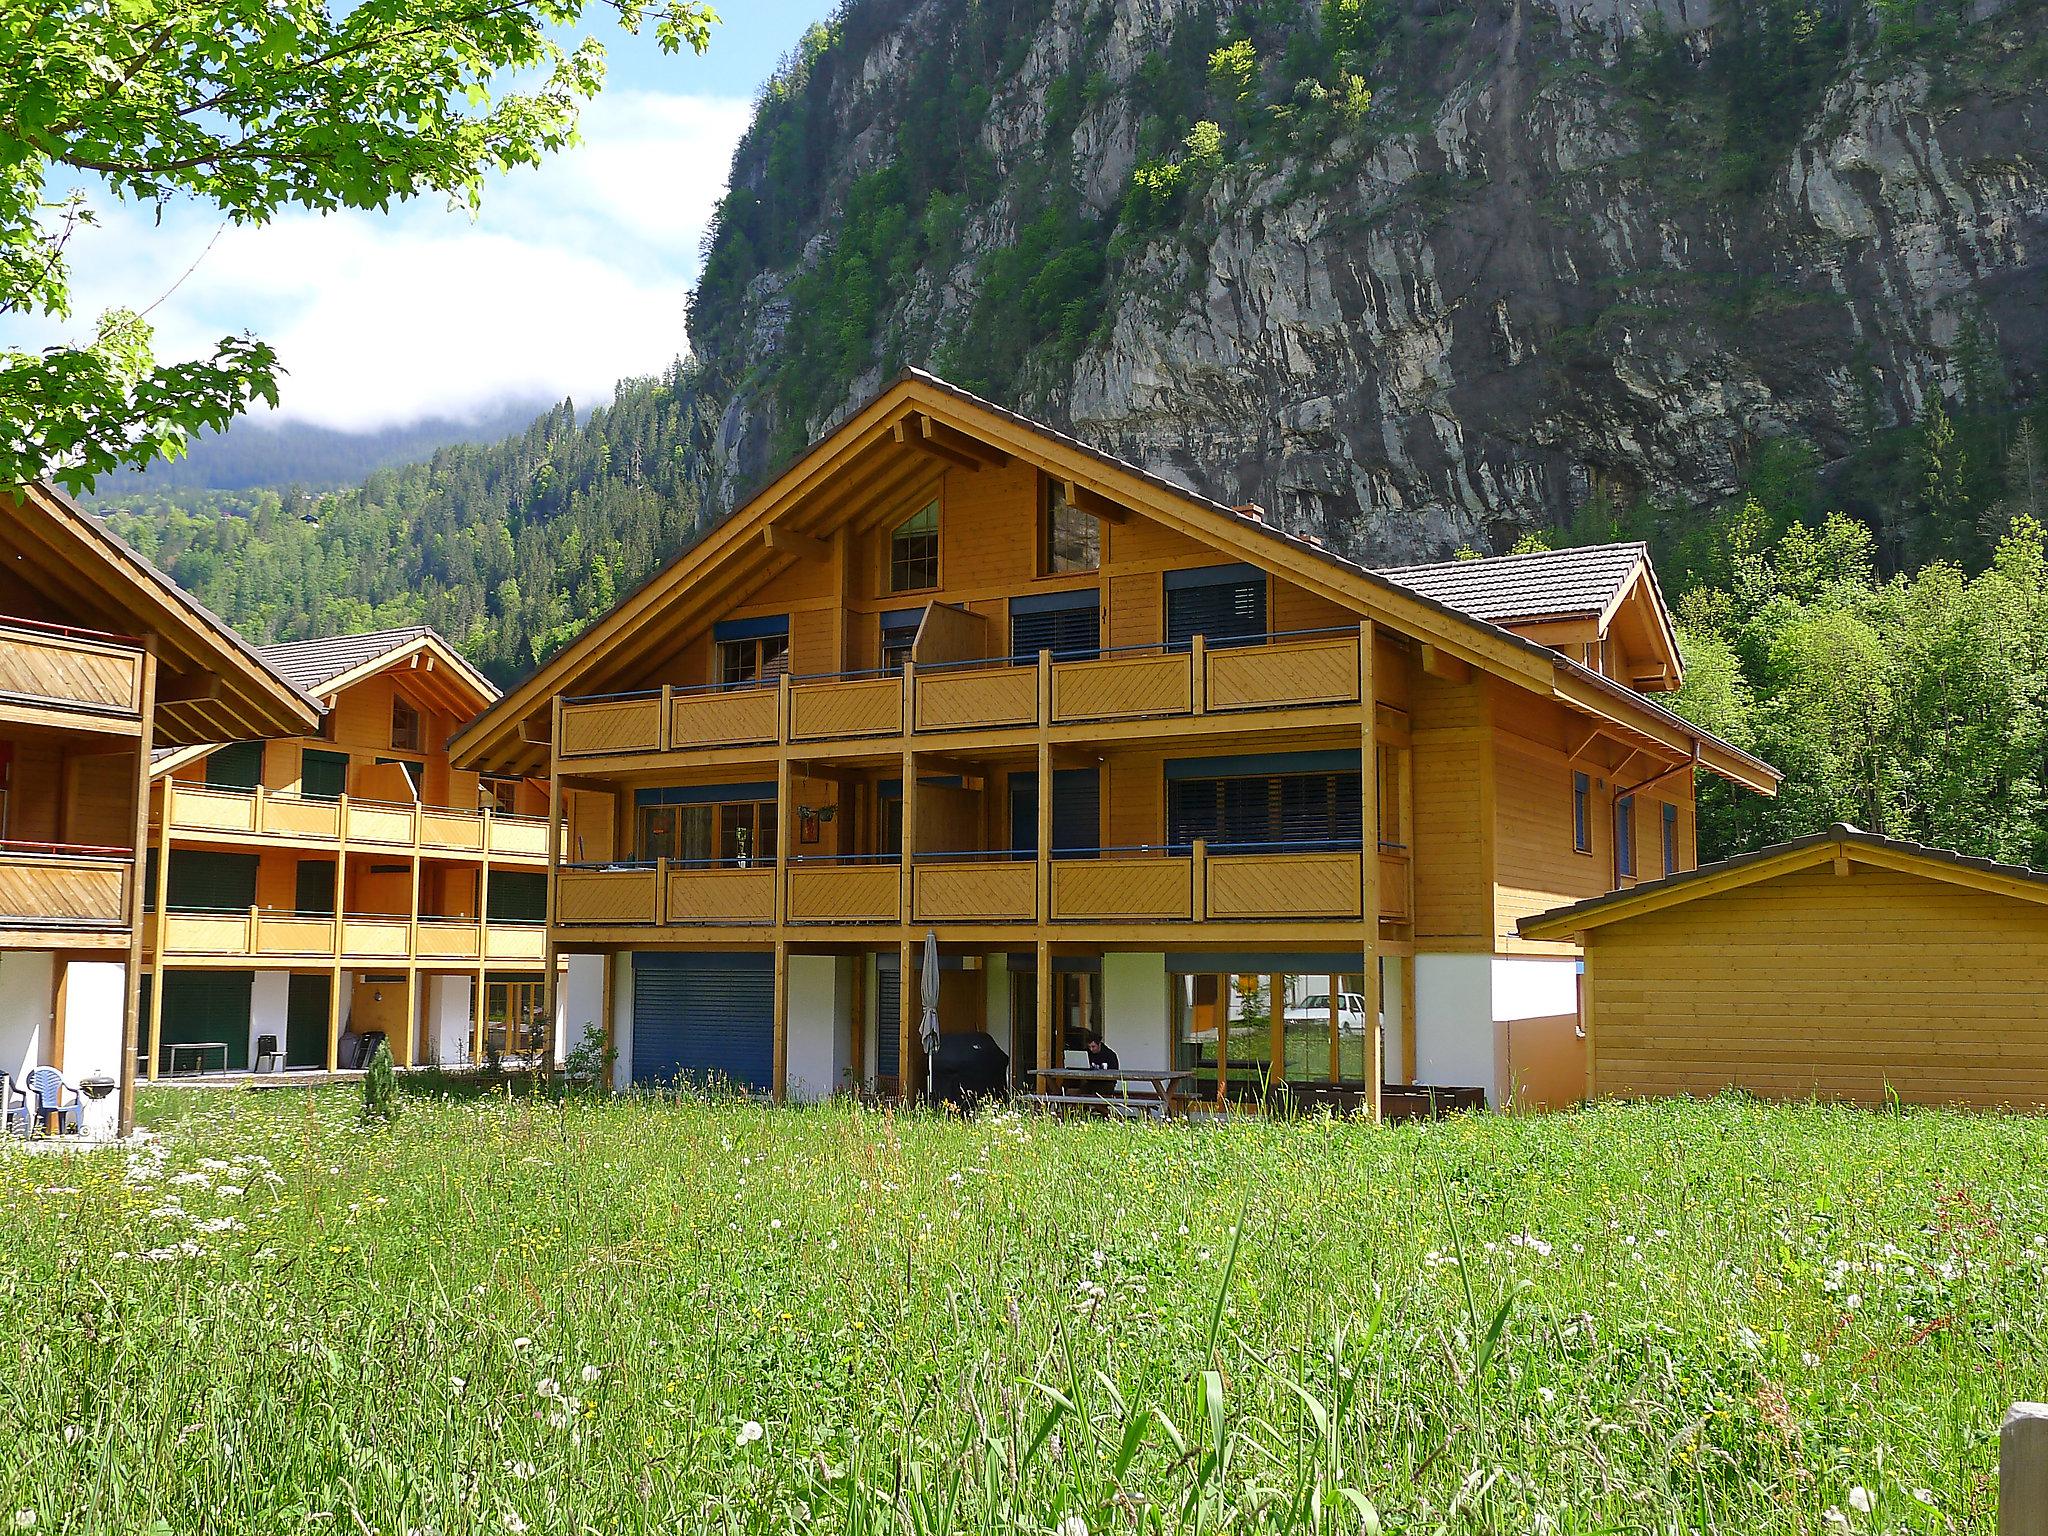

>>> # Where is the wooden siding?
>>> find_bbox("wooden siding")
[1409,673,1491,947]
[1583,862,2048,1108]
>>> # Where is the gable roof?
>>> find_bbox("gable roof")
[1519,823,2048,940]
[1380,543,1652,627]
[449,370,1777,794]
[257,625,495,706]
[2,481,320,746]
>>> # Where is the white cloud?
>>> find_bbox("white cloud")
[17,90,753,432]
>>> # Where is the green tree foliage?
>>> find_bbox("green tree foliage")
[361,1039,399,1122]
[1,0,716,492]
[97,363,706,682]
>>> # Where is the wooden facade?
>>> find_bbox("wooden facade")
[141,629,556,1078]
[452,373,1776,1111]
[1522,826,2048,1109]
[1,483,320,1130]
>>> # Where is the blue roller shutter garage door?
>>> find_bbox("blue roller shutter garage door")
[631,952,775,1091]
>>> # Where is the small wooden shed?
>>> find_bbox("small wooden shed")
[1519,824,2048,1110]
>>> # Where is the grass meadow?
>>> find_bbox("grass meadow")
[4,1087,2046,1534]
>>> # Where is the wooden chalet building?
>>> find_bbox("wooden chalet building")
[142,627,591,1077]
[1,482,319,1131]
[451,373,1779,1111]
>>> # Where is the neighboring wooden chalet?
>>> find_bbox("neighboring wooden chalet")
[144,626,590,1077]
[1521,823,2048,1110]
[451,371,1778,1111]
[1,481,320,1131]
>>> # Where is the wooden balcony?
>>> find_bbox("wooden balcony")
[556,865,660,926]
[666,865,774,925]
[0,843,132,935]
[911,859,1038,924]
[1378,847,1413,923]
[1049,856,1193,922]
[160,781,548,862]
[0,617,146,730]
[1205,849,1364,921]
[786,862,900,924]
[914,664,1037,732]
[551,627,1369,762]
[152,906,542,966]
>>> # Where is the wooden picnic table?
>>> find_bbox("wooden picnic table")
[1024,1067,1197,1119]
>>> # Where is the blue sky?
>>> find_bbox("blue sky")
[24,2,836,432]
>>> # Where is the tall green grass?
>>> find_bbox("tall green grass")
[2,1088,2043,1532]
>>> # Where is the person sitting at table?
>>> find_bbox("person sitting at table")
[1084,1032,1119,1072]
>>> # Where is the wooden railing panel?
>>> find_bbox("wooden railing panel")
[0,852,130,927]
[170,787,260,835]
[1378,850,1413,922]
[488,816,550,857]
[556,867,659,926]
[790,677,902,740]
[341,917,411,958]
[346,803,416,846]
[1206,851,1364,921]
[1051,652,1193,723]
[256,915,336,956]
[670,689,778,750]
[416,920,482,959]
[1205,635,1361,713]
[0,625,144,716]
[912,860,1038,923]
[420,811,485,852]
[161,912,252,954]
[915,667,1037,732]
[1050,858,1192,922]
[262,797,341,840]
[666,867,774,924]
[787,864,901,923]
[560,696,662,758]
[485,923,547,961]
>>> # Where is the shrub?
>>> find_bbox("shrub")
[361,1040,399,1123]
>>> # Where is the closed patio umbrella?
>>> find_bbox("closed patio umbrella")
[920,929,942,1100]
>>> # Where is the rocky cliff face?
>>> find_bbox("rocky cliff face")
[687,0,2048,563]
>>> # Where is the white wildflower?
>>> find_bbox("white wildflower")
[736,1420,765,1448]
[1848,1487,1874,1514]
[450,1378,465,1397]
[501,1512,528,1535]
[580,1364,602,1385]
[1056,1517,1089,1536]
[12,1510,33,1529]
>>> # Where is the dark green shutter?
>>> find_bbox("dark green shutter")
[875,963,901,1082]
[488,870,547,923]
[155,970,253,1073]
[165,850,258,911]
[205,741,265,790]
[285,974,330,1068]
[301,749,348,800]
[295,858,336,916]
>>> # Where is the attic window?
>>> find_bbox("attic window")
[1043,480,1099,574]
[889,501,939,593]
[391,695,423,753]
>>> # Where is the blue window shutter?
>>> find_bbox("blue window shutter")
[630,952,775,1091]
[1165,567,1266,646]
[875,964,901,1081]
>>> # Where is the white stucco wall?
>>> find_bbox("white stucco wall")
[984,959,1011,1038]
[249,971,290,1068]
[59,961,126,1083]
[1491,957,1580,1022]
[1414,953,1499,1103]
[0,950,53,1081]
[1102,951,1169,1070]
[426,975,473,1066]
[556,954,605,1067]
[609,952,635,1089]
[785,953,852,1102]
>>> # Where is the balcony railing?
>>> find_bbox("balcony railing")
[556,628,1366,759]
[0,616,146,724]
[159,780,550,861]
[150,905,545,963]
[0,841,133,930]
[555,839,1410,932]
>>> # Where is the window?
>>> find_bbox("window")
[1165,564,1266,648]
[1043,480,1100,573]
[636,786,775,866]
[481,775,520,815]
[391,695,423,753]
[888,501,939,592]
[879,608,923,672]
[1662,802,1679,875]
[713,615,790,688]
[1615,794,1636,880]
[205,740,264,791]
[301,749,348,801]
[1167,769,1363,851]
[1572,772,1591,854]
[1009,590,1100,662]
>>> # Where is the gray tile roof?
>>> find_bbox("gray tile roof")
[1376,543,1652,627]
[257,626,438,695]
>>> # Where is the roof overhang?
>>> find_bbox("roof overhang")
[1519,823,2048,941]
[305,631,499,718]
[2,482,322,746]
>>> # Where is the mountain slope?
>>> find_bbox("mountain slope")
[686,0,2047,561]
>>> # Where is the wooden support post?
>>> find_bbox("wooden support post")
[121,642,159,1125]
[49,955,70,1080]
[1359,619,1382,1121]
[1035,649,1052,924]
[898,934,915,1105]
[1268,972,1285,1100]
[849,951,866,1091]
[326,964,344,1074]
[2002,1403,2048,1536]
[475,837,491,1067]
[1328,974,1341,1085]
[328,792,349,1072]
[401,965,419,1073]
[401,853,421,1067]
[899,672,917,1103]
[541,698,564,1073]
